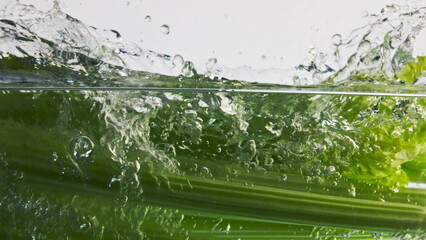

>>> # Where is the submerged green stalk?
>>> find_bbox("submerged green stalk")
[0,90,425,239]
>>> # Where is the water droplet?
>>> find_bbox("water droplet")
[281,174,288,181]
[160,24,170,35]
[361,11,369,18]
[311,25,319,31]
[70,136,94,160]
[261,55,267,60]
[332,34,342,45]
[145,15,151,22]
[308,46,316,55]
[182,61,196,77]
[172,55,184,69]
[206,58,217,70]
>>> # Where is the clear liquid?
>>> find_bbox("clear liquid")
[0,89,424,239]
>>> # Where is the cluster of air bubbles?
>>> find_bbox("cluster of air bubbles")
[171,54,197,77]
[51,152,59,162]
[348,185,357,197]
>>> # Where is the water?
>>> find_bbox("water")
[0,89,425,239]
[0,1,426,240]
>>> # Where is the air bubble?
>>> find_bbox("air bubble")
[264,158,274,167]
[80,223,87,230]
[261,55,267,60]
[332,34,342,45]
[368,15,378,25]
[160,24,170,35]
[70,136,94,160]
[201,167,210,175]
[348,185,356,197]
[326,166,335,173]
[108,178,120,188]
[145,15,152,22]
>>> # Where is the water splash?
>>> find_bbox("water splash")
[1,1,426,85]
[0,0,182,78]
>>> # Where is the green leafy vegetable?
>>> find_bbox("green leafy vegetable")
[0,88,425,239]
[397,56,426,84]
